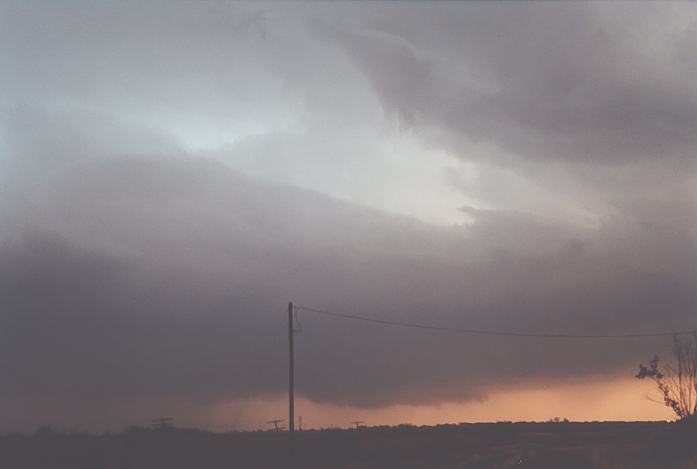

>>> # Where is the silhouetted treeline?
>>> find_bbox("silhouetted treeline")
[2,421,696,468]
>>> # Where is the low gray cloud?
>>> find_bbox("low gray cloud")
[1,150,695,412]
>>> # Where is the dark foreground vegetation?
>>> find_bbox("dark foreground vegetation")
[3,421,696,469]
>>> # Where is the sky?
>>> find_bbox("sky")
[1,1,696,431]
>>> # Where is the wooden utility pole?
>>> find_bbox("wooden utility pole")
[288,302,295,433]
[350,420,365,430]
[266,419,285,432]
[151,417,174,429]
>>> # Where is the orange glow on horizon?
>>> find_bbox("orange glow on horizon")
[204,376,674,431]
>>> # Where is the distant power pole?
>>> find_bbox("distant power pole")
[350,420,365,430]
[288,301,295,433]
[266,419,285,432]
[151,417,174,429]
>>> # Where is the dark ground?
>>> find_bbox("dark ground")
[2,421,696,469]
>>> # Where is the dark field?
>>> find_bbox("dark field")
[3,421,696,469]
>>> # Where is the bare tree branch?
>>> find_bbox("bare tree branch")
[637,333,697,420]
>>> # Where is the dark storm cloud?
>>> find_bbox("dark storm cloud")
[321,2,697,165]
[1,151,695,410]
[2,1,697,429]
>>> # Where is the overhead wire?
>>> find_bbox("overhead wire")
[293,305,695,339]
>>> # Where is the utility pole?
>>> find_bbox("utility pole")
[288,301,295,433]
[350,420,365,430]
[266,419,285,432]
[151,417,174,430]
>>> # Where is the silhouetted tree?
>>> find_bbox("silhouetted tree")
[637,333,697,420]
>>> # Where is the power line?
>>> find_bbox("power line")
[293,305,695,340]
